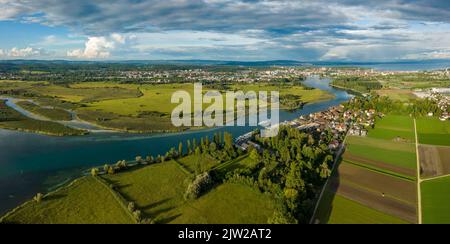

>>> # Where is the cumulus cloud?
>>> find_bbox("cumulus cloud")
[0,47,43,58]
[67,34,129,59]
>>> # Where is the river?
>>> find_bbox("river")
[0,77,352,215]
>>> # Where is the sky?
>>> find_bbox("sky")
[1,0,450,61]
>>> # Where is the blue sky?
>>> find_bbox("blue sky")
[1,0,450,61]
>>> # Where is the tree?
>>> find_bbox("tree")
[178,142,183,157]
[128,202,136,212]
[135,156,143,164]
[33,193,43,203]
[91,168,99,176]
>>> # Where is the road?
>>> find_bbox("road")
[414,119,423,224]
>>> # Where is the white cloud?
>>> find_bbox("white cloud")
[67,36,116,59]
[111,33,126,44]
[0,47,43,58]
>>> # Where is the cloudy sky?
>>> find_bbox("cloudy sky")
[1,0,450,61]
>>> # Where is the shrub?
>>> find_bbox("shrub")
[133,210,142,222]
[128,202,136,212]
[107,166,115,175]
[184,172,213,200]
[90,168,99,176]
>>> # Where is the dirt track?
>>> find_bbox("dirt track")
[344,153,416,177]
[419,145,450,178]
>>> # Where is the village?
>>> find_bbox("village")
[235,98,378,156]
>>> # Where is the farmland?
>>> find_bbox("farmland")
[314,114,418,224]
[416,117,450,224]
[416,117,450,146]
[421,176,450,224]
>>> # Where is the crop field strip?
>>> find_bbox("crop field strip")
[416,118,450,223]
[315,115,419,224]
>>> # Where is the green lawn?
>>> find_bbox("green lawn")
[173,183,275,224]
[0,177,134,224]
[325,194,409,224]
[416,117,450,146]
[421,176,450,224]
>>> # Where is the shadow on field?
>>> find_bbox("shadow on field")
[157,214,182,224]
[141,198,170,211]
[313,147,345,224]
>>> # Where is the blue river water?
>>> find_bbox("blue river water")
[0,77,352,215]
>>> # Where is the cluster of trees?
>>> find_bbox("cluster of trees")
[185,132,241,165]
[332,76,382,93]
[225,126,334,223]
[345,94,449,117]
[184,172,213,200]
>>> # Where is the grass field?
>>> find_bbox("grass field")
[321,193,409,224]
[16,101,72,121]
[176,154,219,173]
[0,81,334,133]
[376,89,416,102]
[0,100,86,136]
[421,176,450,224]
[416,117,450,146]
[103,161,189,223]
[173,183,275,224]
[346,136,416,170]
[0,177,134,224]
[369,115,415,141]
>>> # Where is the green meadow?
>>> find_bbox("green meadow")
[0,177,135,224]
[416,117,450,146]
[0,80,334,133]
[346,136,416,170]
[369,115,415,141]
[0,100,85,136]
[422,176,450,224]
[17,101,72,121]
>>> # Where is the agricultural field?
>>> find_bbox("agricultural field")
[416,117,450,146]
[314,114,418,224]
[319,193,409,224]
[0,177,135,224]
[376,89,416,102]
[421,176,450,224]
[419,145,450,178]
[369,115,415,141]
